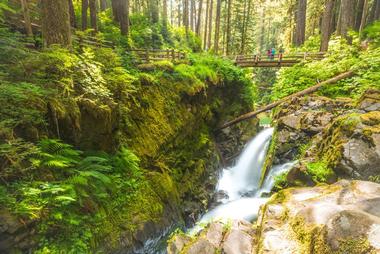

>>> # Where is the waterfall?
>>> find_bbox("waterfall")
[191,128,295,231]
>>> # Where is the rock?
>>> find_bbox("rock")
[167,234,192,254]
[186,238,217,254]
[0,210,35,252]
[270,95,353,164]
[256,180,380,253]
[358,89,380,112]
[205,222,224,247]
[222,229,254,254]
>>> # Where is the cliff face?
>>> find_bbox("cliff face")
[0,49,258,253]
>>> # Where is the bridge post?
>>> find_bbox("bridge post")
[145,49,149,62]
[171,49,175,61]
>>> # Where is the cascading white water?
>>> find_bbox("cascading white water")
[217,128,274,201]
[191,128,295,232]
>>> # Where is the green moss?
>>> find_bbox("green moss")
[305,161,335,183]
[335,237,376,254]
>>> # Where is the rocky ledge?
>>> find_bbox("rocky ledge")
[168,180,380,254]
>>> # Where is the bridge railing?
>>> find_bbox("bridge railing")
[233,52,325,64]
[126,49,186,63]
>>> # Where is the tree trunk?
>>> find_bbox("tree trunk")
[89,0,98,32]
[214,0,221,53]
[150,0,159,23]
[183,0,189,35]
[354,0,365,30]
[359,0,369,32]
[375,0,380,20]
[190,0,195,31]
[220,71,354,129]
[120,0,129,35]
[294,0,307,46]
[162,0,168,26]
[196,0,203,36]
[100,0,107,11]
[203,0,209,49]
[340,0,355,38]
[20,0,33,36]
[225,0,232,55]
[82,0,89,30]
[320,0,335,51]
[112,0,120,22]
[68,0,76,28]
[207,0,213,50]
[178,0,181,26]
[241,0,251,54]
[41,0,71,47]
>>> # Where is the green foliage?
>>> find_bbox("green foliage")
[362,21,380,46]
[271,35,380,100]
[0,138,159,252]
[305,161,335,183]
[274,172,289,190]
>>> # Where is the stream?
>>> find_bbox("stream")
[139,128,295,253]
[191,127,294,232]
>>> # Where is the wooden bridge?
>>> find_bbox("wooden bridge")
[127,49,186,63]
[232,52,325,67]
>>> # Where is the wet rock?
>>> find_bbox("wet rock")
[256,180,380,253]
[222,229,254,254]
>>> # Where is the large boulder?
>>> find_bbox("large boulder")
[257,180,380,253]
[167,220,256,254]
[271,95,353,164]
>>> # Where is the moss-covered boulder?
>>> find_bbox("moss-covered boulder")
[269,95,353,165]
[256,180,380,253]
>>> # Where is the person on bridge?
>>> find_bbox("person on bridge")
[267,49,271,59]
[271,48,276,60]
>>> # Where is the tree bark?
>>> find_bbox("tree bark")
[207,0,213,50]
[359,0,368,32]
[354,0,365,30]
[203,0,209,49]
[220,71,354,129]
[320,0,335,51]
[225,0,232,55]
[41,0,71,47]
[82,0,89,30]
[183,0,189,35]
[89,0,98,32]
[120,0,129,35]
[196,0,203,36]
[100,0,107,11]
[190,0,195,31]
[20,0,33,36]
[340,0,355,38]
[294,0,307,46]
[162,0,168,26]
[375,0,380,21]
[112,0,120,22]
[68,0,76,28]
[214,0,221,53]
[241,0,251,54]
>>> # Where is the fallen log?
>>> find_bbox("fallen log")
[220,70,354,129]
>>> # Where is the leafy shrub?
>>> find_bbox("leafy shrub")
[306,161,335,183]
